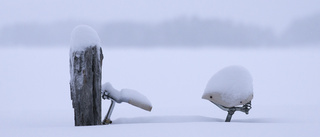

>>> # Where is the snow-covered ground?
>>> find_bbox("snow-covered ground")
[0,46,319,137]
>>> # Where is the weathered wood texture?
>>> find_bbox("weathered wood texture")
[70,46,103,126]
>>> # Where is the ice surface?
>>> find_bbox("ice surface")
[202,65,253,107]
[102,82,152,111]
[70,25,101,51]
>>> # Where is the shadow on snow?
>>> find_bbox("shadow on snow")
[113,115,224,124]
[112,115,279,124]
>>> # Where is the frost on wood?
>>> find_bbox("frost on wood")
[70,25,104,126]
[202,65,253,107]
[102,82,152,111]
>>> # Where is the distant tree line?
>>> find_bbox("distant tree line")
[0,14,319,47]
[281,13,320,45]
[99,17,275,48]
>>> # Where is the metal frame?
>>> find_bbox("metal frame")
[102,91,116,125]
[102,100,115,124]
[211,101,252,122]
[102,88,252,123]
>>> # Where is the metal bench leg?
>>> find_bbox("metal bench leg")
[225,108,236,122]
[102,100,115,125]
[211,101,252,122]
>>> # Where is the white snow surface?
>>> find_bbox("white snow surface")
[1,47,320,137]
[203,65,253,107]
[70,25,101,51]
[102,82,152,111]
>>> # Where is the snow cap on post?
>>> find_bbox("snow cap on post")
[202,65,253,107]
[70,25,101,51]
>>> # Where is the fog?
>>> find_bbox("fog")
[1,1,320,136]
[0,0,320,48]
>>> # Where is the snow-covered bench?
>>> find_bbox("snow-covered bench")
[101,82,152,124]
[202,65,253,122]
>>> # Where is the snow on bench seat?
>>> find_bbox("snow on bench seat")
[102,82,152,111]
[202,65,253,107]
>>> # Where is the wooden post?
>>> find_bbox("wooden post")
[69,25,103,126]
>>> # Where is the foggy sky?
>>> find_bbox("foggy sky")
[1,0,320,32]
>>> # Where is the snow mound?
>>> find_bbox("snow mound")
[202,65,253,107]
[102,82,152,111]
[70,25,101,51]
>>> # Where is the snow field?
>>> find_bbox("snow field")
[0,47,319,137]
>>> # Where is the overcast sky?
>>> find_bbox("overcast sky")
[1,0,320,32]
